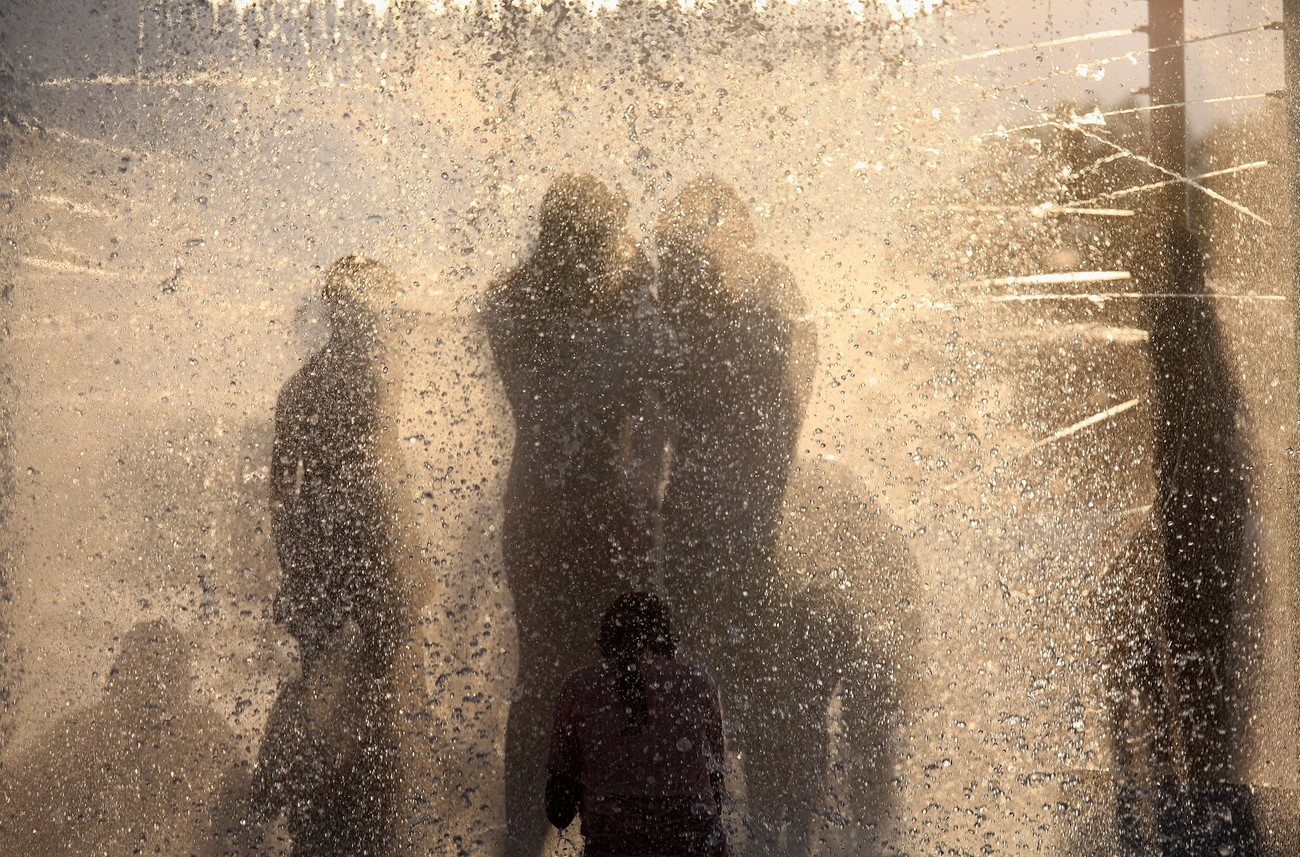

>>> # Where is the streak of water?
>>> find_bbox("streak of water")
[972,271,1132,288]
[926,204,1136,217]
[17,257,123,277]
[36,72,385,92]
[919,20,1276,76]
[1070,161,1273,207]
[915,28,1137,72]
[942,399,1143,493]
[1028,398,1140,451]
[978,292,1288,304]
[1068,126,1273,226]
[977,93,1278,141]
[948,71,1275,226]
[13,195,111,218]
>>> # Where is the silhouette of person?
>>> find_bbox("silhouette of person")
[484,174,659,857]
[1102,227,1257,854]
[1,620,248,857]
[269,255,414,674]
[1143,229,1249,793]
[547,592,728,857]
[653,176,819,857]
[254,255,428,857]
[250,619,404,857]
[775,455,919,852]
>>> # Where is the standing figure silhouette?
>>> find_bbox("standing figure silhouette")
[485,175,658,857]
[654,177,820,857]
[1102,227,1258,855]
[253,256,427,857]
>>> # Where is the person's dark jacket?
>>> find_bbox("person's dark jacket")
[548,655,728,857]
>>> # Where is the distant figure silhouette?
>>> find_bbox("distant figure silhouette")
[269,256,411,673]
[0,620,247,857]
[548,592,728,857]
[776,455,919,852]
[255,255,427,857]
[1102,227,1257,854]
[654,177,819,856]
[484,175,658,857]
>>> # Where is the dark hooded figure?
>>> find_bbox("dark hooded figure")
[547,592,728,857]
[653,177,819,856]
[484,174,659,857]
[253,255,426,857]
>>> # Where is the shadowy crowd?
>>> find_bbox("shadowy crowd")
[1,174,914,857]
[0,173,1260,857]
[256,172,915,857]
[485,174,916,857]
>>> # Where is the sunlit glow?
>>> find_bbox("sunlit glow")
[878,0,942,20]
[1068,107,1107,128]
[208,0,942,19]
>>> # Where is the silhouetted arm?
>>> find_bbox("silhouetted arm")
[482,281,538,422]
[754,256,814,445]
[786,314,817,435]
[545,771,581,831]
[546,674,583,830]
[269,377,304,574]
[703,675,727,811]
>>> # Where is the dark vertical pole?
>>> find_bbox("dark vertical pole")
[1143,3,1264,854]
[1101,18,1191,851]
[1283,0,1300,804]
[1143,3,1190,792]
[1147,0,1187,227]
[1288,3,1300,295]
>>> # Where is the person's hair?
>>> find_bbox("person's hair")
[538,173,627,255]
[654,176,755,256]
[598,592,677,731]
[653,176,758,310]
[320,255,400,338]
[527,173,631,316]
[321,255,398,307]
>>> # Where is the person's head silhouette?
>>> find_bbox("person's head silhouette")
[538,174,628,261]
[320,255,402,345]
[599,591,676,660]
[106,619,192,721]
[599,592,677,730]
[654,176,758,311]
[531,174,633,314]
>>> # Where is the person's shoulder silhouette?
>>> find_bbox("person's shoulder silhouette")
[2,620,246,857]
